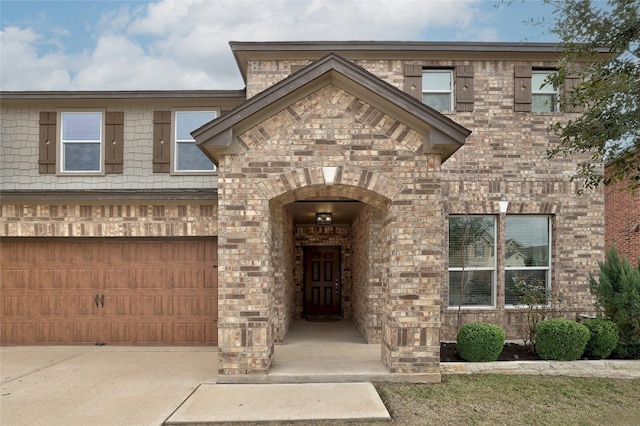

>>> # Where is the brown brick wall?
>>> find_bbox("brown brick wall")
[605,168,640,266]
[351,205,384,343]
[246,56,604,344]
[1,203,218,237]
[217,83,442,376]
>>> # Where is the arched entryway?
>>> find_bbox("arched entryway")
[193,54,470,382]
[266,177,395,347]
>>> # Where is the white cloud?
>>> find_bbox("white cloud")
[0,26,75,90]
[1,0,501,91]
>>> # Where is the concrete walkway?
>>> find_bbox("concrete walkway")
[3,320,639,425]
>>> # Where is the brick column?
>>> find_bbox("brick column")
[380,173,443,381]
[217,166,275,378]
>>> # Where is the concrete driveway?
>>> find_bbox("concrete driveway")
[1,346,217,426]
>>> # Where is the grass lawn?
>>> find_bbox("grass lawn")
[374,374,640,426]
[277,374,639,426]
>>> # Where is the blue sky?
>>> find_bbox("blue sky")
[0,0,566,91]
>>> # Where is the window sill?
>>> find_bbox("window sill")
[446,305,496,310]
[57,171,104,177]
[170,171,218,176]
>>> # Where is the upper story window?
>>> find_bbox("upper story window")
[515,66,566,113]
[531,71,559,112]
[60,112,103,173]
[422,70,453,111]
[174,111,217,173]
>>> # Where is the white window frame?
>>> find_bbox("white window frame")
[173,110,218,173]
[422,69,453,111]
[504,215,552,307]
[531,70,560,113]
[447,215,497,309]
[59,111,104,174]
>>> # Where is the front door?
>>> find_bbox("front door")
[303,246,341,316]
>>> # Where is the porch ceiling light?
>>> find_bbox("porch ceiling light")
[322,166,338,185]
[316,212,332,225]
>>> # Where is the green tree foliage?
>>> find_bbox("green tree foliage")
[583,318,619,359]
[589,246,640,358]
[543,0,639,193]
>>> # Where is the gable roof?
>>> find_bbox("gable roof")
[192,53,471,165]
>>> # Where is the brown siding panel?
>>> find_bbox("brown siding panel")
[153,111,171,173]
[455,65,474,112]
[403,64,422,100]
[514,65,532,112]
[104,112,124,174]
[38,112,56,174]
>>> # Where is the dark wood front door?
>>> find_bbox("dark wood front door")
[303,246,341,316]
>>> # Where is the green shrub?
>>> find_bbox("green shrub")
[456,323,505,362]
[589,246,640,359]
[535,318,590,361]
[583,319,619,359]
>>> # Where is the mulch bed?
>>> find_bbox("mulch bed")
[440,342,540,362]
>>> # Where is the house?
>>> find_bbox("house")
[604,157,640,266]
[0,41,607,382]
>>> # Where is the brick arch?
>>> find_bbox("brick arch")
[256,165,402,207]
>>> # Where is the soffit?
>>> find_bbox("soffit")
[192,53,471,165]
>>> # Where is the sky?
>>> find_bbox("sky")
[0,0,565,91]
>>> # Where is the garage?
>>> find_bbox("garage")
[1,238,218,345]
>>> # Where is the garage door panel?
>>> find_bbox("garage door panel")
[35,270,96,290]
[131,296,164,315]
[205,323,217,344]
[204,296,217,317]
[169,242,202,262]
[2,296,31,316]
[172,323,203,344]
[2,322,36,344]
[102,295,131,316]
[168,269,204,289]
[102,323,134,344]
[131,242,165,262]
[203,268,217,288]
[1,270,27,289]
[130,269,164,289]
[1,238,217,345]
[171,296,201,316]
[136,323,165,344]
[100,269,131,290]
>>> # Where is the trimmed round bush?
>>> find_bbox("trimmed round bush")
[583,319,619,359]
[456,323,505,362]
[535,318,590,361]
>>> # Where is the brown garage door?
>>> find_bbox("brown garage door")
[1,238,217,345]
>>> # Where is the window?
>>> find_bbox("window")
[531,71,559,112]
[448,216,496,307]
[60,112,102,172]
[174,111,217,172]
[422,70,453,111]
[504,216,551,305]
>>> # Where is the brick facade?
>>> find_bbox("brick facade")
[1,42,607,382]
[213,82,445,379]
[1,203,217,238]
[605,165,640,266]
